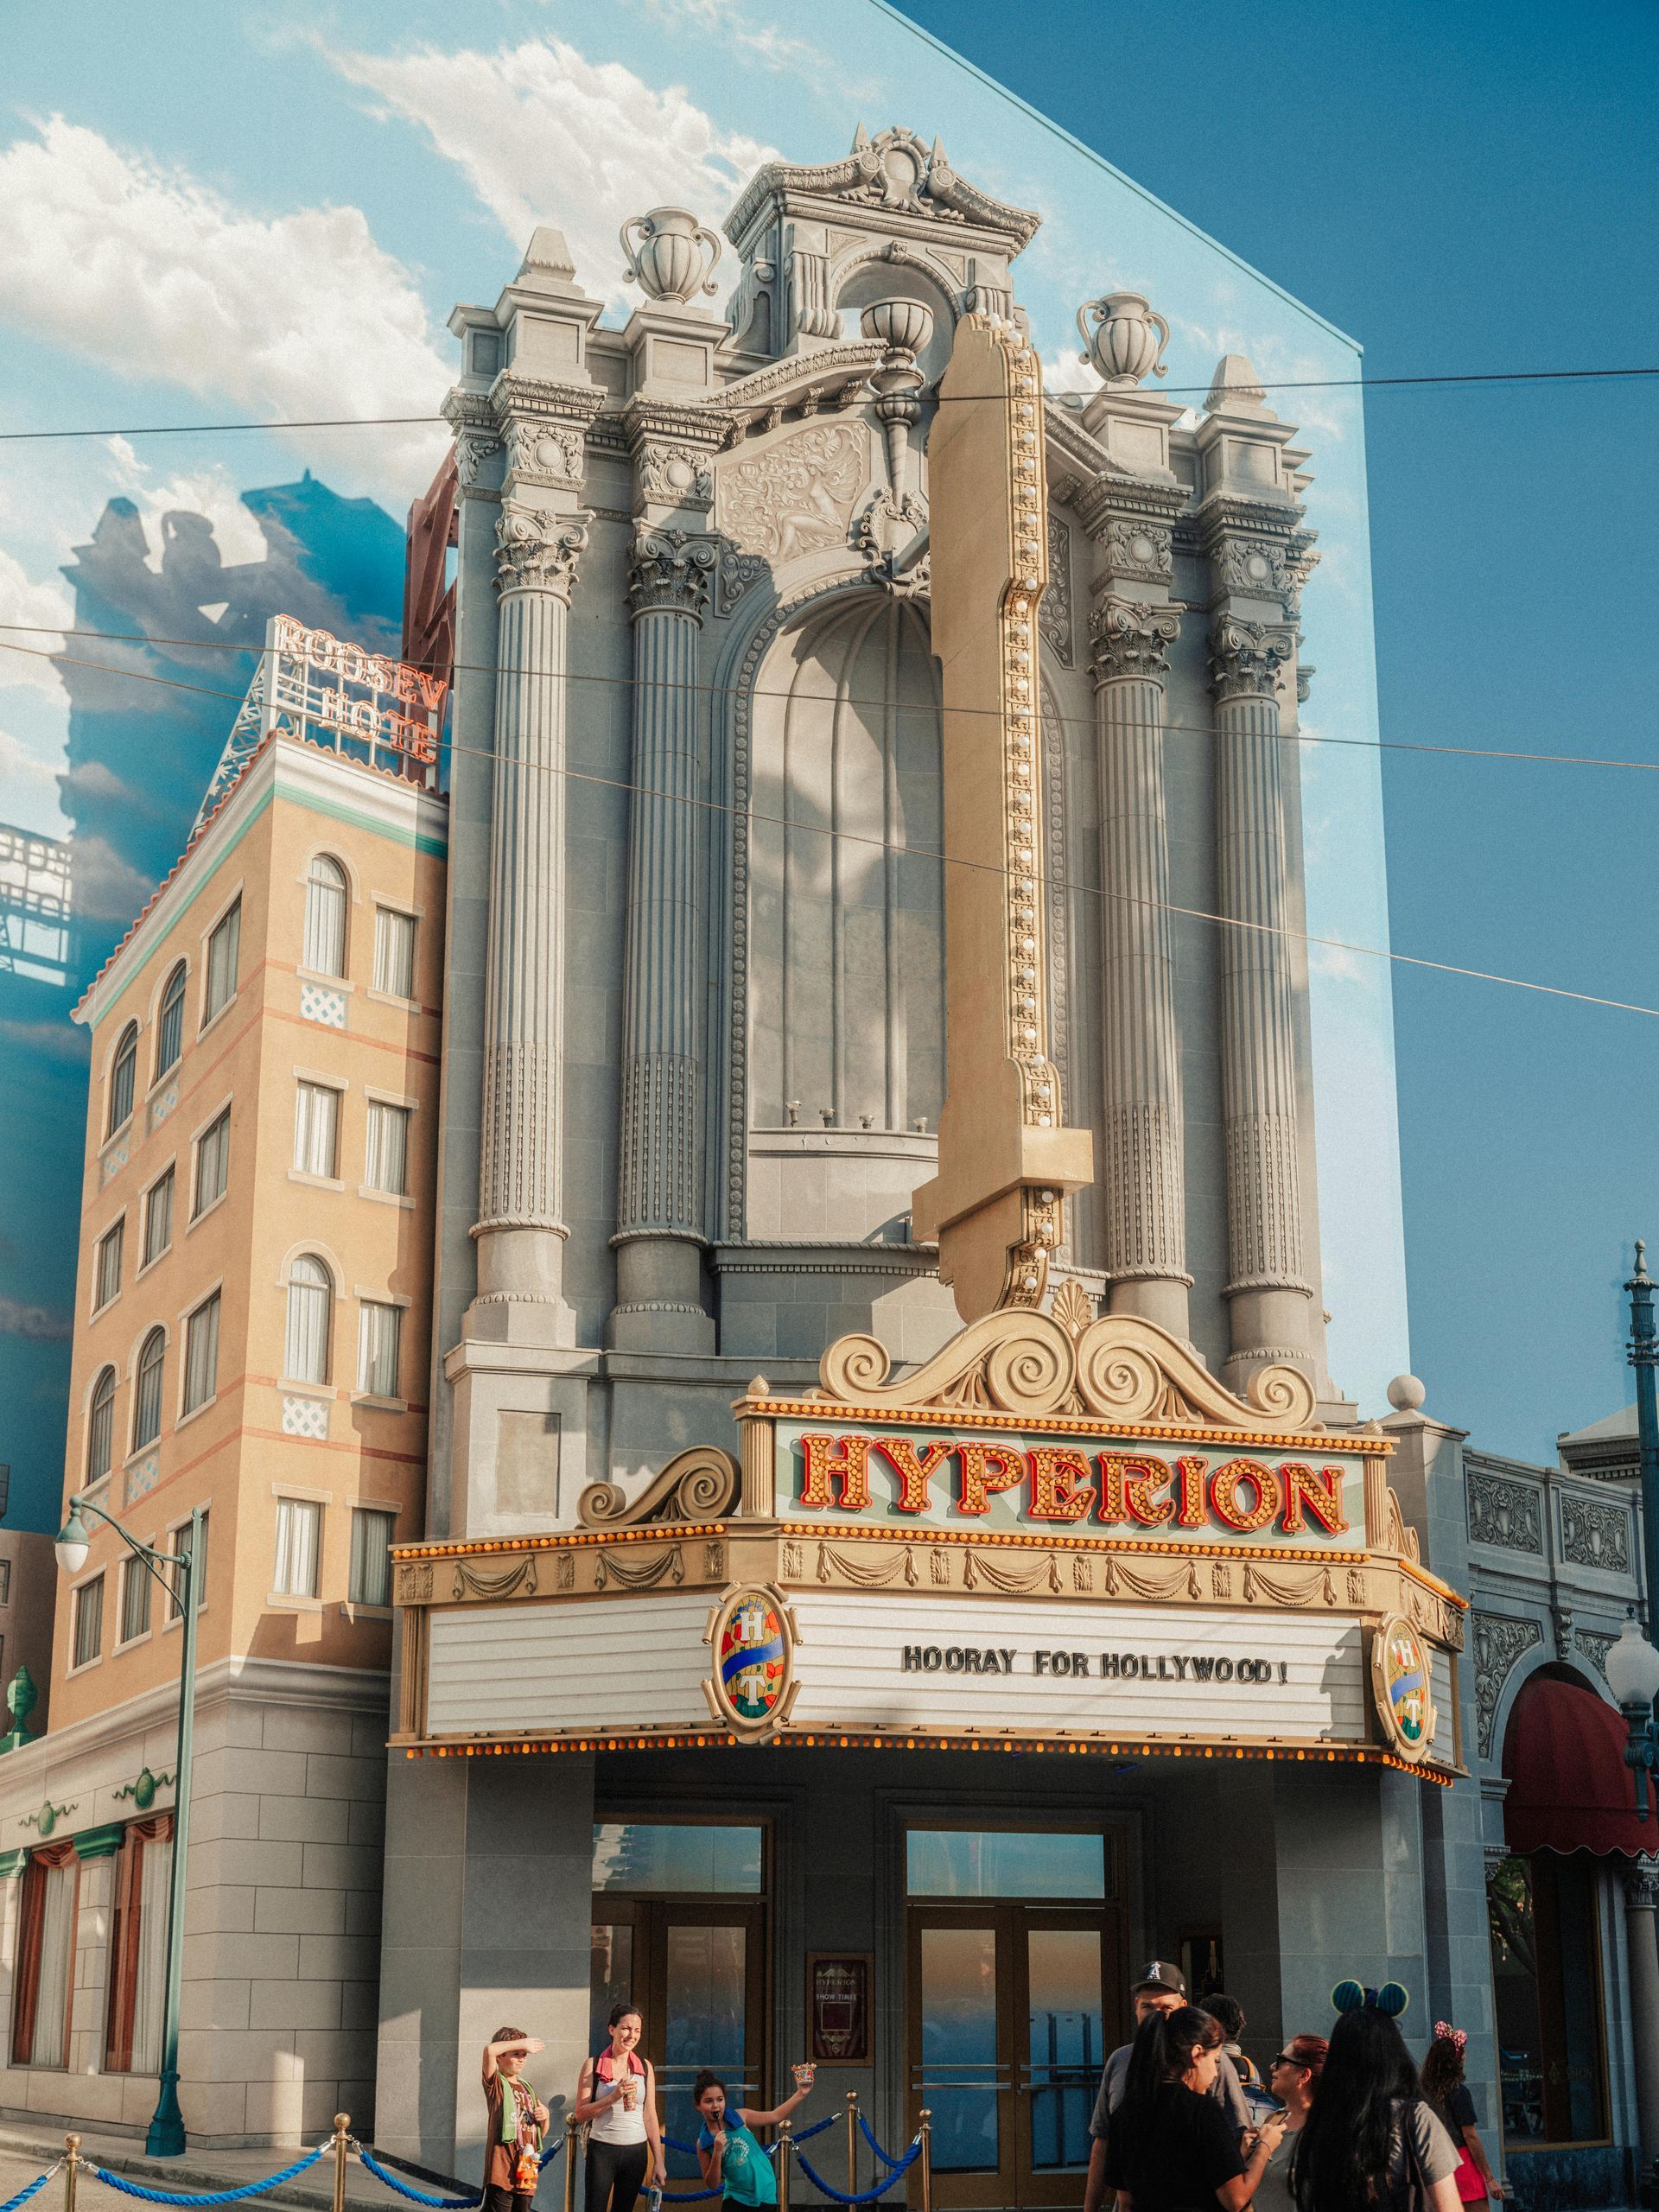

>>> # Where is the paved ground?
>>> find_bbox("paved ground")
[0,2123,447,2212]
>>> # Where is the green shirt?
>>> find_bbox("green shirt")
[699,2118,776,2208]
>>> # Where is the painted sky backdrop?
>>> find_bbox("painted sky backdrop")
[1,0,1649,1461]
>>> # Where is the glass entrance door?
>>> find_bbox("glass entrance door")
[904,1828,1122,2211]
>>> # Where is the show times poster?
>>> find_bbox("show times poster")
[808,1953,873,2064]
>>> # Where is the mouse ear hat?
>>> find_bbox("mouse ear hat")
[1332,1980,1410,2017]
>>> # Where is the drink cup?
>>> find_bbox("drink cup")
[792,2064,815,2090]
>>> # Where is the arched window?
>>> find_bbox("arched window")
[302,855,349,978]
[86,1368,117,1486]
[107,1024,138,1136]
[131,1329,165,1452]
[284,1255,333,1385]
[154,964,187,1081]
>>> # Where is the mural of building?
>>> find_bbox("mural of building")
[0,673,444,2139]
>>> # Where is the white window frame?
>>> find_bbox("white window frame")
[92,1216,125,1316]
[283,1254,335,1388]
[85,1366,118,1491]
[129,1328,167,1457]
[188,1102,232,1225]
[370,904,419,1003]
[270,1491,326,1609]
[106,1022,139,1139]
[199,887,244,1034]
[152,961,188,1086]
[179,1287,222,1425]
[139,1164,175,1275]
[301,852,352,982]
[353,1294,407,1407]
[69,1572,105,1674]
[291,1076,345,1185]
[361,1092,415,1203]
[117,1549,154,1650]
[346,1503,398,1612]
[162,1509,209,1627]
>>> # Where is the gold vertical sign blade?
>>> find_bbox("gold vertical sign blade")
[912,318,1093,1321]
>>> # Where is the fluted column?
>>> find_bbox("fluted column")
[1210,614,1313,1378]
[611,527,716,1351]
[1625,1857,1659,2169]
[1090,596,1190,1335]
[471,499,588,1339]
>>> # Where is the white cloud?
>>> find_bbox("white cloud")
[99,438,270,573]
[70,834,154,925]
[324,35,778,304]
[0,549,73,692]
[0,117,449,504]
[0,721,63,812]
[625,0,844,84]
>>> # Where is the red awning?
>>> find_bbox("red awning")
[1503,1672,1653,1856]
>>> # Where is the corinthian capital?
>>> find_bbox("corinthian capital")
[1208,616,1292,702]
[1090,596,1181,683]
[494,504,589,601]
[628,527,717,621]
[1626,1856,1659,1911]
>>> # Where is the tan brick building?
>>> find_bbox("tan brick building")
[0,718,445,2142]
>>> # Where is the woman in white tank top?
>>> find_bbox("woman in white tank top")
[575,2003,664,2212]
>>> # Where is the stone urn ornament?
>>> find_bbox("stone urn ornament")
[1077,291,1170,387]
[860,297,934,359]
[620,207,722,302]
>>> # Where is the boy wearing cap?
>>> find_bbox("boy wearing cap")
[1081,1962,1251,2212]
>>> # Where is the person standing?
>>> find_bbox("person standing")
[1103,2005,1284,2212]
[1292,2006,1463,2212]
[1198,1996,1260,2088]
[1084,1962,1251,2212]
[575,2003,666,2212]
[481,2030,550,2212]
[694,2065,816,2212]
[1248,2035,1325,2212]
[1422,2024,1508,2203]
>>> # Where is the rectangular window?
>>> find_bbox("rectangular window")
[293,1082,340,1179]
[273,1497,322,1599]
[906,1829,1106,1900]
[105,1818,173,2074]
[0,1560,10,1603]
[192,1109,230,1217]
[119,1555,151,1645]
[591,1823,766,1895]
[142,1169,174,1268]
[182,1292,219,1414]
[73,1575,104,1669]
[365,1101,410,1197]
[373,907,417,999]
[12,1851,78,2067]
[1490,1851,1609,2145]
[357,1301,402,1400]
[348,1507,397,1606]
[203,899,240,1024]
[93,1220,124,1313]
[168,1513,207,1621]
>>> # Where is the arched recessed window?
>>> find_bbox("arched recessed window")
[107,1024,138,1137]
[131,1329,165,1452]
[284,1254,333,1385]
[302,855,349,978]
[154,964,187,1082]
[86,1368,117,1486]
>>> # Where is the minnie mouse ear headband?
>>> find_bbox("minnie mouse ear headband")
[1331,1980,1410,2018]
[1433,2021,1467,2052]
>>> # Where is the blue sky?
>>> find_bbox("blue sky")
[2,0,1648,1455]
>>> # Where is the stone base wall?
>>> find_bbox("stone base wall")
[0,1656,389,2147]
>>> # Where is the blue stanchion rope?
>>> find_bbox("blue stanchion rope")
[354,2146,484,2208]
[85,2148,329,2205]
[854,2118,906,2171]
[0,2166,58,2212]
[793,2139,921,2205]
[790,2117,837,2144]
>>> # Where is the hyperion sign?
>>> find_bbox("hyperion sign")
[194,614,448,830]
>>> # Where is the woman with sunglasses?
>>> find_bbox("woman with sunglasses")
[1247,2036,1325,2212]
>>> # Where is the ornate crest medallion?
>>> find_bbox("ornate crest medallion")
[1371,1612,1435,1761]
[705,1587,797,1733]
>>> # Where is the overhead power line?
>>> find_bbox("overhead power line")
[6,632,1655,1025]
[2,623,1656,779]
[0,364,1656,442]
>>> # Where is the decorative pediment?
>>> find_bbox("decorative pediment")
[813,1306,1322,1433]
[703,340,882,435]
[726,126,1041,254]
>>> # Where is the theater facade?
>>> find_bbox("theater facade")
[372,120,1501,2211]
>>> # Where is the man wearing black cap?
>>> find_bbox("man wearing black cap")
[1080,1961,1252,2212]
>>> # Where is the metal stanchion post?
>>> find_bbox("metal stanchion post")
[563,2123,582,2212]
[778,2116,792,2212]
[918,2110,931,2212]
[332,2113,351,2212]
[846,2092,858,2198]
[62,2137,80,2212]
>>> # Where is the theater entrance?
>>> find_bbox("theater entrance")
[903,1827,1126,2211]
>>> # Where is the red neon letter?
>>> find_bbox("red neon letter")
[957,1442,1026,1516]
[1028,1447,1096,1522]
[874,1436,953,1515]
[798,1433,872,1510]
[1280,1463,1350,1535]
[1209,1459,1281,1534]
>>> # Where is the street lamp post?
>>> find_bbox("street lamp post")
[55,1497,201,2157]
[1608,1248,1659,1817]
